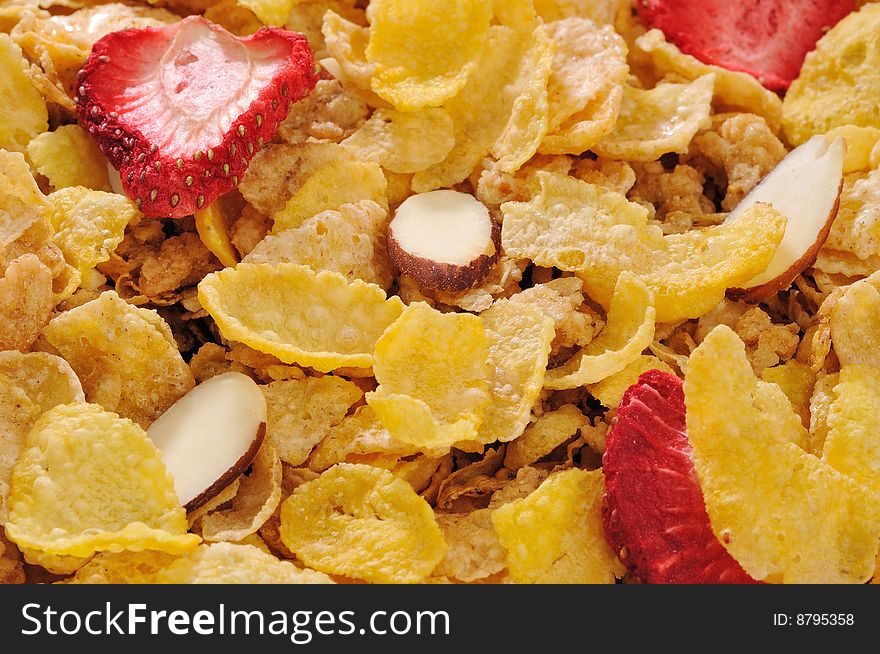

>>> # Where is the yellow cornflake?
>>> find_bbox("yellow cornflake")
[195,203,238,268]
[783,4,880,145]
[588,354,675,408]
[271,159,387,232]
[761,359,816,428]
[501,172,785,322]
[279,463,446,583]
[262,376,363,467]
[685,326,880,583]
[155,542,334,584]
[366,0,493,111]
[816,170,880,277]
[64,550,179,584]
[5,403,199,563]
[39,291,194,428]
[433,508,506,582]
[544,273,655,390]
[830,278,880,368]
[48,186,140,277]
[825,125,880,174]
[367,302,490,455]
[27,125,111,191]
[477,299,554,444]
[504,405,588,469]
[492,468,623,584]
[0,150,49,256]
[199,263,404,373]
[237,0,294,26]
[0,34,47,154]
[593,75,715,161]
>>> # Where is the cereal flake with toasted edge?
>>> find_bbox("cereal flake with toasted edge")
[280,463,446,583]
[587,354,675,408]
[262,376,363,467]
[366,302,490,456]
[199,263,404,373]
[155,542,334,584]
[271,159,387,233]
[5,403,199,572]
[366,0,492,111]
[0,34,47,153]
[685,325,880,583]
[0,254,55,352]
[278,77,370,144]
[593,75,715,162]
[27,125,111,192]
[38,290,195,428]
[246,200,394,290]
[48,187,140,278]
[503,405,588,470]
[544,273,655,390]
[816,170,880,277]
[62,550,179,584]
[476,299,554,445]
[321,10,384,104]
[0,351,84,524]
[501,172,786,323]
[433,508,506,583]
[830,277,880,369]
[492,468,623,584]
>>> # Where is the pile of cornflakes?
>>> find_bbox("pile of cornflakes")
[2,0,880,585]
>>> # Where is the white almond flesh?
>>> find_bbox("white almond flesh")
[147,371,267,510]
[726,135,845,301]
[387,189,498,292]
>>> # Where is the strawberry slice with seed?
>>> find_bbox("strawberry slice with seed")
[76,16,317,218]
[637,0,854,91]
[602,370,758,584]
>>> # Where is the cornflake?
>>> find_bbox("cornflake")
[27,125,111,192]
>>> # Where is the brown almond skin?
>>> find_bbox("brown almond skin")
[387,220,500,293]
[726,179,842,304]
[184,421,265,511]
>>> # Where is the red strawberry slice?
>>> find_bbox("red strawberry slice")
[602,369,758,584]
[76,16,317,218]
[637,0,855,91]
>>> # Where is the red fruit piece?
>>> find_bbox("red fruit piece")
[637,0,855,91]
[602,369,758,584]
[76,16,317,218]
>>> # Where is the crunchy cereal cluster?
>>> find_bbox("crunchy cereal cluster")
[2,0,880,585]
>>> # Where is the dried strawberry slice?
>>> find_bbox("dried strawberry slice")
[76,16,317,218]
[637,0,855,91]
[602,369,758,584]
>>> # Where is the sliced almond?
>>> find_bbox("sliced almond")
[387,189,498,292]
[726,135,845,302]
[147,372,267,511]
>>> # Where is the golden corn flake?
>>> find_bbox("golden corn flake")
[0,34,47,154]
[0,351,84,522]
[39,291,195,427]
[280,463,446,583]
[826,125,880,174]
[830,278,880,368]
[156,542,334,584]
[492,468,623,584]
[587,354,675,408]
[808,372,839,455]
[48,186,139,277]
[246,200,394,290]
[593,75,714,161]
[783,4,880,145]
[199,263,404,372]
[633,29,783,134]
[434,508,506,582]
[262,375,363,466]
[412,24,553,191]
[502,172,785,322]
[540,18,628,155]
[367,302,490,455]
[194,203,238,269]
[684,326,880,583]
[5,403,199,561]
[477,299,554,445]
[817,170,880,277]
[271,159,387,232]
[823,364,880,495]
[0,150,49,256]
[534,0,626,24]
[308,405,419,472]
[761,359,816,429]
[200,443,282,542]
[342,107,454,174]
[545,273,655,390]
[0,253,55,352]
[504,405,587,470]
[27,125,111,192]
[322,11,382,102]
[237,0,293,25]
[64,550,179,584]
[366,0,492,111]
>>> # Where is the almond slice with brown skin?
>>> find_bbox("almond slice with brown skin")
[387,190,498,292]
[147,372,267,511]
[726,135,845,303]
